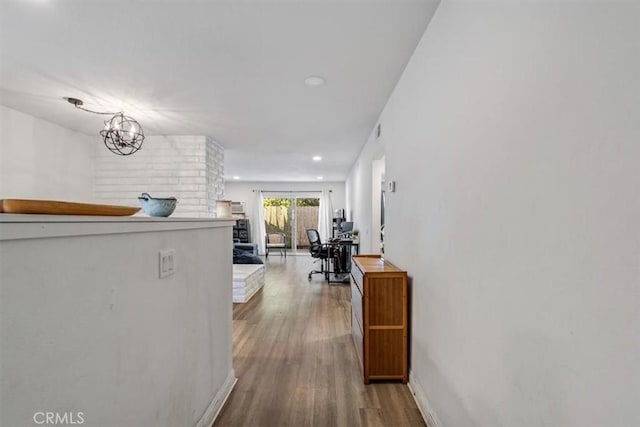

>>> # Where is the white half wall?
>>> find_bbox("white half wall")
[0,105,95,201]
[0,218,235,427]
[347,2,640,426]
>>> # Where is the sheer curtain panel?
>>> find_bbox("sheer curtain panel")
[252,191,267,255]
[318,189,333,243]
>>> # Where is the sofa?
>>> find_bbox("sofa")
[233,241,262,265]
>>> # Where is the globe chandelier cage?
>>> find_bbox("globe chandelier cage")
[100,113,145,155]
[66,97,145,156]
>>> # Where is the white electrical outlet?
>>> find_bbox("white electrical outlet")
[159,249,176,278]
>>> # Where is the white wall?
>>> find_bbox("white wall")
[346,2,640,426]
[0,105,95,201]
[94,136,224,218]
[0,219,234,427]
[224,180,345,218]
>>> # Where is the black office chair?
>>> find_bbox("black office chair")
[306,229,330,280]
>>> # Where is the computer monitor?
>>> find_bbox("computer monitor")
[339,221,354,233]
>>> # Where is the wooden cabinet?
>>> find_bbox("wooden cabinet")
[351,254,408,384]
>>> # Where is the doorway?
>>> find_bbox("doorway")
[263,196,319,254]
[372,156,385,254]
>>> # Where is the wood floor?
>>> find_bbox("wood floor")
[214,255,425,427]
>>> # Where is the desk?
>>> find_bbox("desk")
[327,238,359,283]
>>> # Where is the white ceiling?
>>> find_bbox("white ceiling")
[0,0,439,182]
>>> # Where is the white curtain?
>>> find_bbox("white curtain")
[252,191,266,255]
[318,189,333,243]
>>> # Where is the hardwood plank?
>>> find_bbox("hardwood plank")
[213,255,425,427]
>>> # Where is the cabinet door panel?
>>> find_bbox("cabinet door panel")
[368,277,405,326]
[368,329,405,377]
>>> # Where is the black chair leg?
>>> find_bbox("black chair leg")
[308,257,330,281]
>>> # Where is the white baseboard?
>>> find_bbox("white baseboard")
[408,370,443,427]
[196,370,237,427]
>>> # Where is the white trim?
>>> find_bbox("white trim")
[408,370,443,427]
[0,214,234,241]
[195,370,237,427]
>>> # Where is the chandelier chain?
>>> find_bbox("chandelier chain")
[73,104,121,116]
[66,96,144,156]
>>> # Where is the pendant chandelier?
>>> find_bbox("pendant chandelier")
[66,97,145,156]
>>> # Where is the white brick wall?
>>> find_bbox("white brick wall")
[94,135,224,218]
[206,136,225,216]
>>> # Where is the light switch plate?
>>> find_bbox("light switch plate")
[159,249,176,278]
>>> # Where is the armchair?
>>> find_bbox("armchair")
[266,232,287,258]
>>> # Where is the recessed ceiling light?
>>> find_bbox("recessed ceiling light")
[312,156,322,161]
[317,176,324,180]
[232,176,240,180]
[304,76,326,86]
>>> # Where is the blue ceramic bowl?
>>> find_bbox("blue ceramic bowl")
[138,193,177,217]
